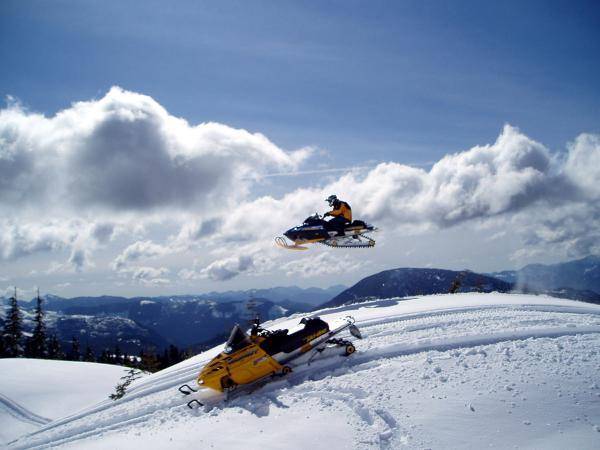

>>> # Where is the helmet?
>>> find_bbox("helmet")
[326,194,338,206]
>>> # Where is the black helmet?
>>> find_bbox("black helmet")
[326,194,338,206]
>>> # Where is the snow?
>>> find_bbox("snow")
[0,359,131,444]
[5,293,600,449]
[139,300,156,306]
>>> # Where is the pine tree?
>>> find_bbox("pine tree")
[83,344,96,362]
[139,348,162,373]
[0,320,5,358]
[113,344,122,365]
[98,349,112,364]
[26,291,47,358]
[168,344,182,367]
[4,289,24,357]
[47,335,64,359]
[68,336,81,361]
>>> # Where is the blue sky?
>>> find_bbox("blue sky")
[1,1,599,297]
[3,1,598,163]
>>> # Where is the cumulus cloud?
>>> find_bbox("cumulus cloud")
[178,246,276,282]
[281,252,365,278]
[198,255,256,281]
[221,126,596,240]
[91,223,115,244]
[112,240,170,271]
[126,266,170,285]
[327,125,576,228]
[2,86,599,285]
[0,86,309,215]
[0,220,78,260]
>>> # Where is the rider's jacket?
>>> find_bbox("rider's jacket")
[328,200,352,222]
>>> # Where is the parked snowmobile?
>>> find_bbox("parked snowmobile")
[179,316,361,408]
[275,213,377,250]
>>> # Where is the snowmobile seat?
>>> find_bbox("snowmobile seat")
[278,317,330,353]
[347,220,366,228]
[258,328,289,354]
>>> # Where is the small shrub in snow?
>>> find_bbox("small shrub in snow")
[110,368,142,400]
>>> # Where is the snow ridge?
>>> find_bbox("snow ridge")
[8,293,600,449]
[0,394,51,426]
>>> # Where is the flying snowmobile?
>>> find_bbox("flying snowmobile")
[275,213,377,250]
[178,316,362,408]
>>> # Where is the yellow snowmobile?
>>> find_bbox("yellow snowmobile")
[179,316,362,407]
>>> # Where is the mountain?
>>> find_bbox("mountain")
[128,297,286,347]
[16,308,169,354]
[36,285,346,314]
[1,286,344,354]
[189,285,347,307]
[488,255,600,292]
[8,293,600,449]
[321,268,512,308]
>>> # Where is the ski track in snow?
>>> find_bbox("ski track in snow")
[0,394,51,426]
[8,294,600,449]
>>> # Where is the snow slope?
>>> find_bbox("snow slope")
[0,359,130,444]
[8,293,600,449]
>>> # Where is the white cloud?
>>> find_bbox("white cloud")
[2,87,599,287]
[0,220,79,260]
[0,86,309,216]
[214,125,599,265]
[281,252,365,278]
[128,266,170,285]
[199,255,256,281]
[112,240,171,271]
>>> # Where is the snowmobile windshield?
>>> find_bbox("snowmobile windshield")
[223,324,252,354]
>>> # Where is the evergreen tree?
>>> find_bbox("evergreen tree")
[161,348,170,369]
[4,289,24,357]
[26,291,47,358]
[83,344,96,362]
[47,335,64,359]
[99,349,112,364]
[0,320,5,358]
[169,344,181,365]
[113,344,122,365]
[139,348,161,373]
[68,336,81,361]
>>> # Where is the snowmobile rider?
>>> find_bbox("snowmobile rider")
[324,195,352,236]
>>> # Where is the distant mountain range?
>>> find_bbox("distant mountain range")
[0,285,346,354]
[3,256,599,356]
